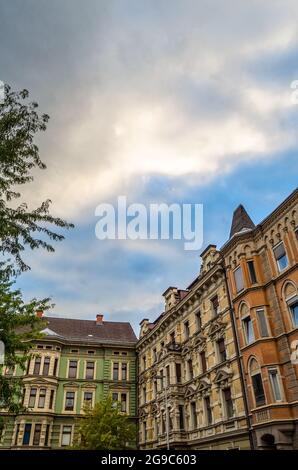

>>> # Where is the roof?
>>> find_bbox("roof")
[229,204,255,238]
[42,316,137,345]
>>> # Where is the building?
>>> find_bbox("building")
[137,245,251,450]
[0,313,137,449]
[221,188,298,449]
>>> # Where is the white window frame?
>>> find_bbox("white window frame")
[60,424,73,447]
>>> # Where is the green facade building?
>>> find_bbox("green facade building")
[0,313,137,449]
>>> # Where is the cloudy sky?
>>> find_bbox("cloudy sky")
[1,0,298,334]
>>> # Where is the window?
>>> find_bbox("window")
[200,351,207,373]
[256,309,269,337]
[53,358,58,376]
[175,363,181,383]
[112,392,118,406]
[153,348,157,363]
[170,331,175,343]
[43,357,50,376]
[252,373,266,406]
[143,421,147,442]
[287,296,298,327]
[142,386,146,404]
[26,359,31,375]
[120,393,127,413]
[187,359,193,380]
[33,357,41,375]
[83,391,93,407]
[88,350,95,355]
[85,361,95,379]
[113,362,119,380]
[29,388,37,408]
[274,242,288,272]
[49,390,55,409]
[211,295,219,316]
[184,321,190,339]
[38,388,46,408]
[179,405,185,430]
[121,363,127,381]
[68,360,78,379]
[269,369,282,401]
[33,424,41,446]
[217,338,227,363]
[243,316,254,344]
[61,425,72,446]
[44,424,50,447]
[65,391,75,411]
[195,311,202,331]
[247,260,257,284]
[71,349,78,353]
[234,266,244,293]
[191,402,197,429]
[14,424,20,446]
[166,365,170,386]
[22,423,32,446]
[223,388,233,418]
[154,380,157,397]
[204,396,212,425]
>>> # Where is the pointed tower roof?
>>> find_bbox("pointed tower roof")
[229,204,255,238]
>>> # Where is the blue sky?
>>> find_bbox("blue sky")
[1,0,298,334]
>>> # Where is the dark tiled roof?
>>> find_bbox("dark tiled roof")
[229,204,255,238]
[43,317,137,345]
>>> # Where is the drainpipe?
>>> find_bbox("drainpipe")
[218,256,254,450]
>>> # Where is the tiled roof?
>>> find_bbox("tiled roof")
[42,317,137,345]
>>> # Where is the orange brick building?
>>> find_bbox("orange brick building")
[222,188,298,449]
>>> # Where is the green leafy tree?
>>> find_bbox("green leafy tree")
[73,397,137,450]
[0,84,73,273]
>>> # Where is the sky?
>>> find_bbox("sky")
[1,0,298,334]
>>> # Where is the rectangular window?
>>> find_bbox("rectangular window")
[112,392,118,406]
[26,359,31,375]
[49,390,55,409]
[195,311,202,331]
[159,369,164,389]
[61,426,72,446]
[247,260,257,284]
[191,402,197,429]
[288,298,298,326]
[44,424,50,447]
[269,369,282,401]
[256,309,269,337]
[184,321,190,339]
[243,316,254,344]
[223,388,233,418]
[200,351,207,373]
[204,396,212,425]
[121,363,127,381]
[274,242,288,272]
[38,388,46,408]
[33,424,41,446]
[211,295,219,316]
[179,405,185,430]
[142,386,146,404]
[14,424,20,446]
[83,391,93,407]
[22,423,32,446]
[217,338,227,362]
[175,363,181,383]
[113,362,119,380]
[65,391,75,411]
[188,359,193,380]
[43,357,50,376]
[170,331,175,343]
[53,358,58,376]
[143,421,147,442]
[166,365,170,386]
[29,387,37,408]
[121,393,127,413]
[153,348,157,363]
[68,360,78,379]
[33,357,41,375]
[234,266,244,293]
[252,373,266,406]
[85,361,95,379]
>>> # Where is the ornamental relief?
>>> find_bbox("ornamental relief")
[213,368,233,389]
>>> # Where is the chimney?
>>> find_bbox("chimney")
[36,310,44,319]
[96,314,104,325]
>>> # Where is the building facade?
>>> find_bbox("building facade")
[222,188,298,449]
[0,314,137,449]
[137,245,250,450]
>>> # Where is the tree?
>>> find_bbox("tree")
[73,397,137,450]
[0,266,50,412]
[0,84,73,411]
[0,84,73,273]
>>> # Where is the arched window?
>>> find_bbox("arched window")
[283,281,298,327]
[240,302,254,345]
[249,358,266,407]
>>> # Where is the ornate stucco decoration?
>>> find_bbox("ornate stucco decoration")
[214,368,233,389]
[208,319,226,341]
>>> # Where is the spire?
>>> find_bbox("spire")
[229,204,255,238]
